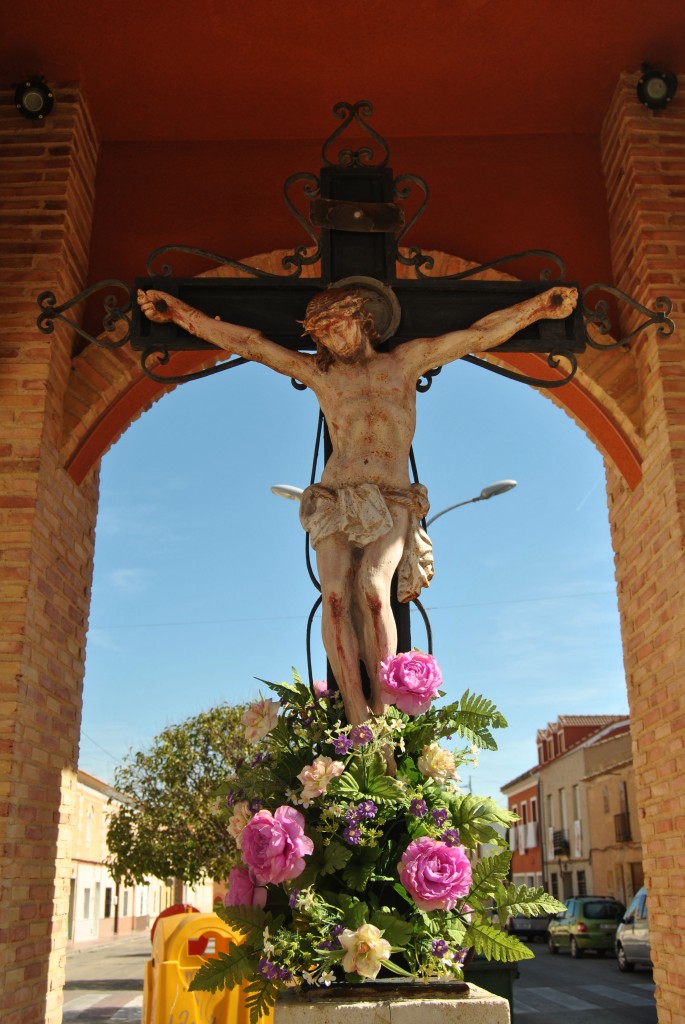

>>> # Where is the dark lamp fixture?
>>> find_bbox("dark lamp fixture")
[15,77,54,120]
[637,65,678,110]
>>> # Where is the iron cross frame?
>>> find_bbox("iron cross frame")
[37,100,675,681]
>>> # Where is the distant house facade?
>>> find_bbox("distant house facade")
[69,770,213,945]
[501,715,642,904]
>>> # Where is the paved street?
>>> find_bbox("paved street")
[513,938,657,1023]
[64,933,150,1022]
[62,930,657,1023]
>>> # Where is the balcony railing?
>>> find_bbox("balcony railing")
[552,829,570,855]
[614,811,632,843]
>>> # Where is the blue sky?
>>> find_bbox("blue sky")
[79,349,628,801]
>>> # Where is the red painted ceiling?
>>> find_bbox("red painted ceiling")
[2,0,685,142]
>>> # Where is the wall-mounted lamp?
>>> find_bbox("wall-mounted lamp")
[15,77,54,120]
[637,64,678,110]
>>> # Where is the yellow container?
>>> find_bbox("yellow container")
[142,910,273,1024]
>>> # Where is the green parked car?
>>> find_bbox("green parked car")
[547,896,625,958]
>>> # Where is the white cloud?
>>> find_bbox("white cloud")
[107,568,148,593]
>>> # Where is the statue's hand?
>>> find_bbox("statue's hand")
[137,288,178,324]
[542,286,578,319]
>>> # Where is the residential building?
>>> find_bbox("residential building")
[69,770,214,945]
[501,715,640,903]
[583,730,643,905]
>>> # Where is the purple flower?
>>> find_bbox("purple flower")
[431,807,449,827]
[398,837,472,912]
[241,805,314,885]
[332,734,352,756]
[343,825,362,845]
[442,828,461,847]
[350,725,373,747]
[357,800,378,820]
[258,958,279,980]
[317,940,335,950]
[331,924,345,940]
[409,798,428,817]
[278,967,292,982]
[432,939,449,958]
[344,807,359,825]
[379,651,443,716]
[288,889,300,908]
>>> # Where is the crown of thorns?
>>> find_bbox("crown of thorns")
[299,289,372,338]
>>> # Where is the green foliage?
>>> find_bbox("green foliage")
[189,946,255,993]
[464,920,535,962]
[494,883,566,917]
[187,667,557,1018]
[106,703,257,885]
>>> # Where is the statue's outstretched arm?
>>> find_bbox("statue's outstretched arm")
[399,286,578,378]
[137,289,317,385]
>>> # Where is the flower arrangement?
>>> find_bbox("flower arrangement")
[190,652,564,1022]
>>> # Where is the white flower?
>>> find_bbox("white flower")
[241,697,280,742]
[417,741,460,783]
[297,755,345,805]
[320,970,336,986]
[262,926,275,956]
[301,970,317,985]
[227,800,252,841]
[339,923,392,979]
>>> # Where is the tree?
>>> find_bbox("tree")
[107,703,257,885]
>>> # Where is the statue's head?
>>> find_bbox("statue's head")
[302,288,380,370]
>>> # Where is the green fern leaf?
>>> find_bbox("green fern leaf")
[495,882,566,917]
[464,920,534,963]
[189,946,255,993]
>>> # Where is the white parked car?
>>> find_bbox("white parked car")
[615,887,651,972]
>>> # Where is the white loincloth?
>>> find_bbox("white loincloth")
[299,482,434,603]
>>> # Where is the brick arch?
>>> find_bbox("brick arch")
[62,248,644,487]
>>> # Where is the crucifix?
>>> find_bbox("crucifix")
[39,100,674,729]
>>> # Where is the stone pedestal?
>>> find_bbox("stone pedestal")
[276,982,510,1023]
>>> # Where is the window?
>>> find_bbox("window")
[618,780,628,813]
[104,887,112,918]
[83,888,90,919]
[521,802,528,825]
[602,786,610,813]
[577,870,587,896]
[531,797,537,822]
[546,794,554,829]
[551,873,559,899]
[573,785,581,820]
[559,788,568,831]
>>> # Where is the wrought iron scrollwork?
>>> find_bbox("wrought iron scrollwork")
[36,280,133,348]
[416,366,442,393]
[462,349,578,390]
[322,100,390,168]
[281,172,322,272]
[410,249,567,282]
[582,283,675,350]
[140,347,249,385]
[393,174,430,248]
[145,244,301,280]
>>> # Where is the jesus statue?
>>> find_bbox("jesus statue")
[138,284,577,726]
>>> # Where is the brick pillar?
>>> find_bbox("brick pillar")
[0,86,100,1023]
[602,73,685,1022]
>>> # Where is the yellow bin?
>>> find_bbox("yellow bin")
[142,910,273,1024]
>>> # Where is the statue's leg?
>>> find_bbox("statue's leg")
[315,533,369,725]
[356,507,409,714]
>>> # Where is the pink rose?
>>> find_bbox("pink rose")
[380,651,442,715]
[398,837,472,911]
[224,866,267,909]
[240,805,314,885]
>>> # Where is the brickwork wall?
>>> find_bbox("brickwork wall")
[601,73,685,1023]
[0,86,100,1024]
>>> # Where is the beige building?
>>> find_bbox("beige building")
[583,732,643,905]
[70,770,213,945]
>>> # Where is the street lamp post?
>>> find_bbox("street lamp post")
[425,480,517,527]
